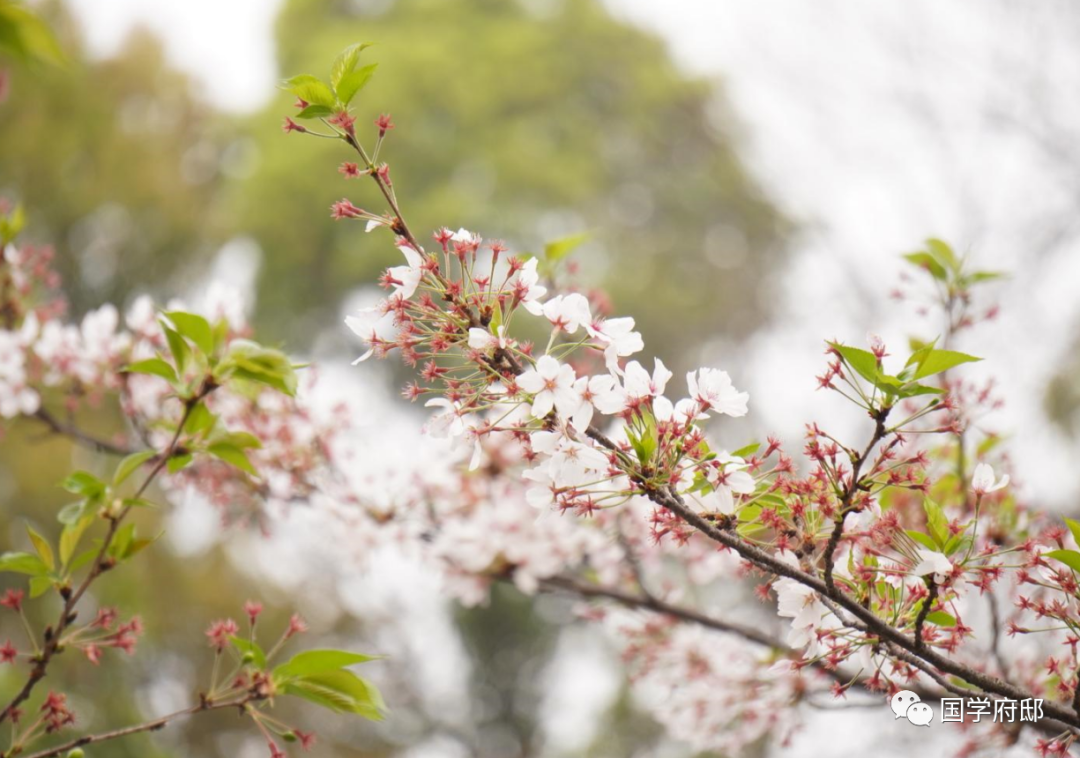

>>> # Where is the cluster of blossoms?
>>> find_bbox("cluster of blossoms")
[298,81,1080,752]
[3,42,1080,758]
[0,194,380,758]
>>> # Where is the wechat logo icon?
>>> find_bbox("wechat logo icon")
[891,690,933,726]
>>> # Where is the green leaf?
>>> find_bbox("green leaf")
[60,515,94,567]
[57,499,95,526]
[0,551,48,576]
[109,524,136,562]
[61,471,106,499]
[230,636,267,670]
[921,499,949,549]
[1045,549,1080,573]
[68,549,97,574]
[0,3,64,66]
[336,63,377,106]
[167,453,193,474]
[216,340,298,396]
[274,649,380,679]
[544,232,589,264]
[910,349,981,381]
[123,358,178,384]
[282,670,384,720]
[967,270,1005,284]
[1066,518,1080,550]
[331,42,372,90]
[114,451,155,486]
[731,443,760,459]
[162,324,189,375]
[163,311,215,357]
[828,343,881,387]
[210,431,262,450]
[28,576,53,599]
[26,525,54,572]
[925,610,957,627]
[207,443,257,476]
[903,251,948,281]
[281,74,336,108]
[183,403,217,437]
[925,238,959,271]
[906,530,938,552]
[295,104,334,120]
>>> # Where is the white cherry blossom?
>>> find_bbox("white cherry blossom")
[516,355,577,418]
[686,368,749,417]
[971,462,1009,495]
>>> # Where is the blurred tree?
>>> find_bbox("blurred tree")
[234,0,787,367]
[0,2,231,317]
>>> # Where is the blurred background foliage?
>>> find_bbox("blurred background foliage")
[0,0,785,755]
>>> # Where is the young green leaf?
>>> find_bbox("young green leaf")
[163,311,215,357]
[230,636,268,670]
[273,649,380,679]
[544,231,589,264]
[167,453,194,474]
[26,525,54,572]
[910,349,981,381]
[0,551,49,576]
[827,343,881,387]
[216,340,298,396]
[295,104,334,120]
[331,42,372,90]
[925,610,957,627]
[162,324,190,374]
[281,74,336,108]
[921,499,949,549]
[113,450,156,486]
[123,358,178,385]
[282,670,384,720]
[1045,549,1080,573]
[59,515,94,567]
[1066,517,1080,549]
[207,443,257,476]
[336,63,377,106]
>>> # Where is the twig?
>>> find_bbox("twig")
[30,408,134,456]
[19,696,253,758]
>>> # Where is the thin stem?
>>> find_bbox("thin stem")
[18,696,254,758]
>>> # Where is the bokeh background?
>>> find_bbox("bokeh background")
[2,0,1080,756]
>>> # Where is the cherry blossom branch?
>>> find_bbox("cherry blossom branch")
[19,694,256,758]
[648,484,1080,731]
[0,388,209,725]
[539,574,783,649]
[30,407,135,456]
[823,407,889,597]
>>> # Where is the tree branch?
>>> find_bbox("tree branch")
[30,408,134,456]
[19,696,253,758]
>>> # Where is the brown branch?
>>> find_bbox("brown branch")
[30,408,134,456]
[539,574,782,650]
[823,408,889,596]
[913,579,938,651]
[19,696,253,758]
[647,484,1080,731]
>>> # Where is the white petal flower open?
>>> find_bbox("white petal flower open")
[517,355,577,419]
[686,368,749,417]
[540,293,592,334]
[971,462,1009,495]
[912,548,953,582]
